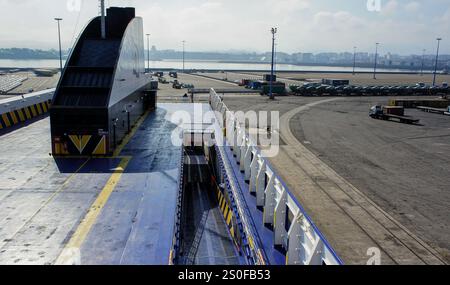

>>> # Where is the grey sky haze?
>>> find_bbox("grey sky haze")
[0,0,449,55]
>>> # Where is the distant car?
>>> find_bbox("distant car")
[28,88,34,93]
[416,82,426,88]
[302,82,321,88]
[158,77,169,84]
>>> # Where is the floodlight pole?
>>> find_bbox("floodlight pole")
[182,40,186,73]
[146,34,150,72]
[433,38,442,86]
[373,43,379,80]
[270,27,277,100]
[54,18,63,73]
[420,49,426,76]
[100,0,106,39]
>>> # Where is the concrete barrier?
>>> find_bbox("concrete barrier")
[0,89,54,132]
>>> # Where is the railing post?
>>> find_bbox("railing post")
[286,213,304,265]
[244,147,252,182]
[249,156,258,194]
[263,175,276,226]
[255,162,266,207]
[274,190,288,246]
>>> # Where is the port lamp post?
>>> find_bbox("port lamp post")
[433,38,442,86]
[182,40,186,73]
[373,43,379,80]
[421,49,426,76]
[54,18,63,74]
[270,27,277,100]
[353,46,357,75]
[146,34,150,73]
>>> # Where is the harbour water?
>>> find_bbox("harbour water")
[0,59,422,73]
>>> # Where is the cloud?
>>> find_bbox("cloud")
[405,1,420,13]
[381,0,399,16]
[0,0,449,55]
[265,0,310,15]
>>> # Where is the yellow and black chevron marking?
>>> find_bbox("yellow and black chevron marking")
[0,100,51,131]
[53,135,108,156]
[216,186,239,245]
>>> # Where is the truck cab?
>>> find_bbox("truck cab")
[369,105,383,118]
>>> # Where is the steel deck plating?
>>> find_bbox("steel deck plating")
[0,104,196,264]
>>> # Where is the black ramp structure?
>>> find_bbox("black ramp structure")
[50,7,157,156]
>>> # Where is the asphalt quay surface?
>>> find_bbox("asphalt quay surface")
[223,94,449,264]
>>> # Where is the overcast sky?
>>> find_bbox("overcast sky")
[0,0,449,55]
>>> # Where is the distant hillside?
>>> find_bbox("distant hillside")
[1,47,448,71]
[0,48,68,59]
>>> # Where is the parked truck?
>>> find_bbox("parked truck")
[172,80,182,89]
[369,105,420,124]
[260,82,286,96]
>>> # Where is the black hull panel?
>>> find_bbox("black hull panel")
[50,7,157,156]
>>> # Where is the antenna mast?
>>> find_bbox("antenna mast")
[100,0,106,39]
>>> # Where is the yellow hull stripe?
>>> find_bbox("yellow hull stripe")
[221,198,226,212]
[17,109,26,122]
[230,227,235,238]
[92,136,107,155]
[0,101,52,132]
[9,112,18,125]
[68,135,81,152]
[215,187,239,250]
[2,114,11,127]
[68,135,92,154]
[223,205,229,219]
[226,210,232,225]
[36,104,43,115]
[29,105,37,117]
[41,102,48,113]
[80,135,92,153]
[24,108,32,120]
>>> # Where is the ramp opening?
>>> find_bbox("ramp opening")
[175,129,242,265]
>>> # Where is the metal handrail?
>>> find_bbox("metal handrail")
[209,88,343,265]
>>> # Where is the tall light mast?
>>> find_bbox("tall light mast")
[420,49,426,76]
[373,42,380,80]
[54,18,63,73]
[100,0,106,39]
[146,34,151,72]
[182,40,186,73]
[269,27,277,100]
[433,38,442,86]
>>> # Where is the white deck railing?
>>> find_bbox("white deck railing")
[210,88,343,265]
